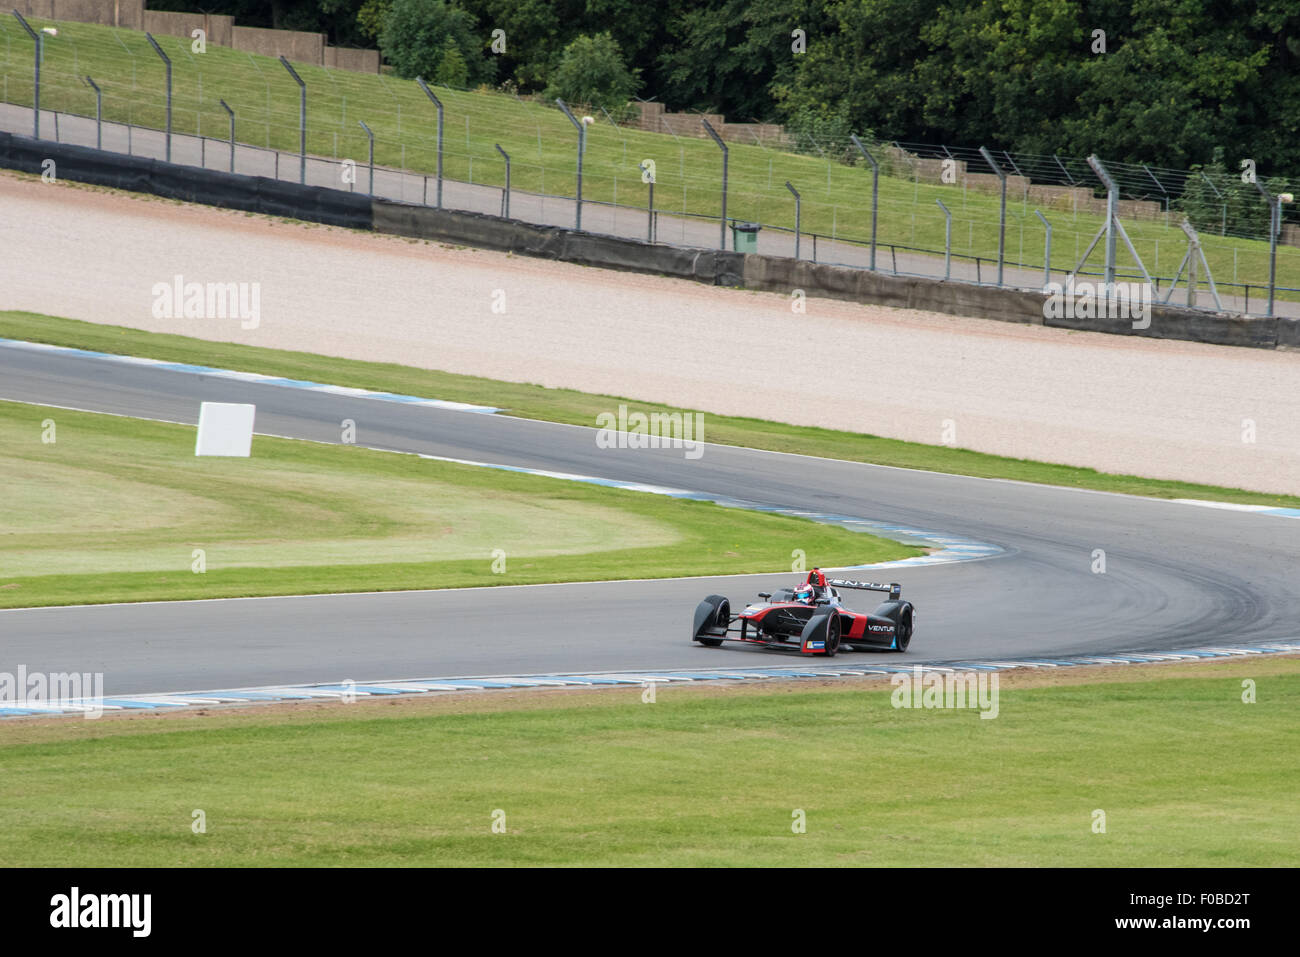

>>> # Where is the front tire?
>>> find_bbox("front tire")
[693,595,730,647]
[824,614,842,657]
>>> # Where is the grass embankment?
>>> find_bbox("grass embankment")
[4,310,1299,511]
[0,658,1294,866]
[0,397,915,608]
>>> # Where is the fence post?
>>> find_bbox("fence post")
[1033,209,1051,289]
[1086,154,1118,288]
[639,161,655,242]
[11,11,39,138]
[700,118,728,250]
[279,56,306,184]
[358,120,375,195]
[84,75,102,149]
[144,33,172,162]
[978,147,1007,286]
[416,78,444,208]
[786,180,801,259]
[849,134,879,271]
[555,99,589,230]
[496,143,511,218]
[936,198,952,279]
[218,99,235,173]
[1251,178,1291,317]
[1079,155,1156,302]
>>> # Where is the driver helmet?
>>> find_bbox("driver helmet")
[795,584,815,603]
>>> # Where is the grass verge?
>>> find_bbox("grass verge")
[5,310,1299,509]
[1,658,1295,866]
[0,398,916,609]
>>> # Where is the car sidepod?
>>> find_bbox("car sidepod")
[865,600,914,652]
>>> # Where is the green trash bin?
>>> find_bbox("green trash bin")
[731,221,761,253]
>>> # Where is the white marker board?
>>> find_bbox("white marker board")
[195,402,255,457]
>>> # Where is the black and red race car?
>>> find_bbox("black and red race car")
[692,568,914,656]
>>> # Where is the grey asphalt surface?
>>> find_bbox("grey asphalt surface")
[1,342,1298,695]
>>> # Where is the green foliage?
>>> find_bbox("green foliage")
[657,0,827,121]
[356,0,392,40]
[1176,149,1280,238]
[378,0,495,86]
[783,105,857,158]
[775,0,1300,179]
[459,0,574,88]
[434,39,470,87]
[542,32,640,111]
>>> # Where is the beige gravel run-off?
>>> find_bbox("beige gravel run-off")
[3,171,1298,496]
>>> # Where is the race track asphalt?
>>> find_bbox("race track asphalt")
[2,342,1297,695]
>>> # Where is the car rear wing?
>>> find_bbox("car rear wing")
[828,578,902,600]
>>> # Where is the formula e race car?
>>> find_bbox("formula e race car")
[691,568,914,656]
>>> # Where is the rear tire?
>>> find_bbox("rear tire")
[895,607,913,652]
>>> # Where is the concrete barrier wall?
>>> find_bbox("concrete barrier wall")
[633,103,789,146]
[232,25,324,64]
[0,130,372,229]
[13,0,131,27]
[372,200,1282,349]
[371,201,745,287]
[142,10,234,48]
[325,46,380,73]
[743,255,1045,324]
[1042,303,1278,348]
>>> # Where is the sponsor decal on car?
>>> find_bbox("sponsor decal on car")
[806,641,824,650]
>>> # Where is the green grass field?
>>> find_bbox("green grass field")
[6,310,1300,511]
[2,16,1297,298]
[0,397,916,608]
[1,658,1294,866]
